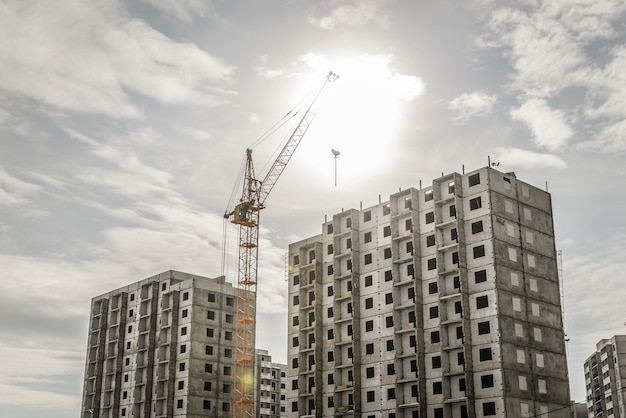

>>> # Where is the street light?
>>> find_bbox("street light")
[331,148,340,186]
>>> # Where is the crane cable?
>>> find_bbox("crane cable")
[220,217,229,278]
[221,155,246,277]
[248,83,318,151]
[255,84,322,178]
[224,154,248,215]
[248,108,299,150]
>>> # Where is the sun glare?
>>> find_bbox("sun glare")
[297,55,424,185]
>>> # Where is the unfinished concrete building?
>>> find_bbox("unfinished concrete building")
[584,335,626,418]
[80,270,247,418]
[286,167,571,418]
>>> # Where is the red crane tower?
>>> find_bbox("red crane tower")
[224,72,339,418]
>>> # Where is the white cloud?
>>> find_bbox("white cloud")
[256,68,285,79]
[389,72,426,102]
[295,52,329,74]
[0,107,12,124]
[590,46,626,117]
[493,8,584,96]
[181,126,212,141]
[0,346,82,409]
[0,185,28,207]
[254,56,285,79]
[449,91,497,122]
[478,0,626,154]
[67,129,174,199]
[0,0,235,119]
[308,0,391,30]
[107,19,236,105]
[490,147,567,169]
[101,226,213,272]
[543,0,626,42]
[0,167,48,218]
[137,0,215,22]
[586,119,626,153]
[479,2,620,98]
[0,167,40,196]
[76,170,171,199]
[23,171,70,192]
[510,99,574,151]
[0,254,124,318]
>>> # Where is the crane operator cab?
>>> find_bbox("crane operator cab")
[230,201,258,228]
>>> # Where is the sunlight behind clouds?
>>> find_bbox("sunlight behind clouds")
[293,53,424,183]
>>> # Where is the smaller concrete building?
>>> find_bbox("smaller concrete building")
[584,335,626,418]
[570,402,587,418]
[255,349,287,417]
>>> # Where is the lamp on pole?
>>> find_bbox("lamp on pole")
[331,148,341,186]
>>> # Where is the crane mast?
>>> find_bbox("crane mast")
[225,72,338,418]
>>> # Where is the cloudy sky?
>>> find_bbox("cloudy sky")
[1,0,626,416]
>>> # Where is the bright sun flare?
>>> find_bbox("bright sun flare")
[296,55,424,184]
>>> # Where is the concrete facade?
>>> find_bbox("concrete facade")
[80,270,246,418]
[584,335,626,417]
[255,349,288,417]
[286,167,571,418]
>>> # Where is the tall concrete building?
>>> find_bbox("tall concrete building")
[584,335,626,417]
[81,270,245,418]
[286,167,571,418]
[255,349,288,417]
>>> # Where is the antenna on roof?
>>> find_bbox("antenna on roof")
[558,250,571,350]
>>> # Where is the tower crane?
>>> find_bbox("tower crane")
[224,71,339,418]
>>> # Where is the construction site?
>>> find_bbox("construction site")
[81,74,572,418]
